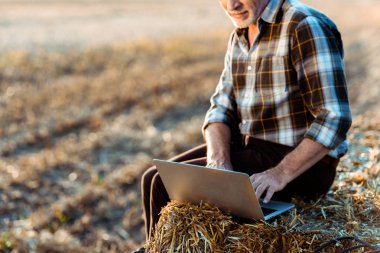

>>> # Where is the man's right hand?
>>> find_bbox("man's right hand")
[204,123,233,171]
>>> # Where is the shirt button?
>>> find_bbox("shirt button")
[247,65,252,71]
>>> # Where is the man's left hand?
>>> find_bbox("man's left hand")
[250,166,292,203]
[250,139,331,203]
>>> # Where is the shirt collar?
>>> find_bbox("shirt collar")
[260,0,284,24]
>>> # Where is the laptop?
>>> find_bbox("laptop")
[154,159,295,220]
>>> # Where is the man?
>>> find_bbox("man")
[136,0,351,251]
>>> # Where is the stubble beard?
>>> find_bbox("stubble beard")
[227,10,256,29]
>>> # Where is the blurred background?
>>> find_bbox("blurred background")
[0,0,379,252]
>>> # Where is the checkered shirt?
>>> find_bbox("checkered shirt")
[203,0,352,158]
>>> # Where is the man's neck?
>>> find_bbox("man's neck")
[246,0,270,48]
[247,24,259,48]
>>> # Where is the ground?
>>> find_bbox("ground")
[0,0,379,252]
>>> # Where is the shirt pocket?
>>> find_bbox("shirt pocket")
[255,56,289,98]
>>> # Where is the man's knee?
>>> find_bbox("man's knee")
[142,166,158,185]
[141,166,159,198]
[150,172,166,195]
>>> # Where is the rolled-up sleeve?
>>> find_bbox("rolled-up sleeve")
[202,34,239,135]
[291,16,352,150]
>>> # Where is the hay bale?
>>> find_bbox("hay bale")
[147,200,377,253]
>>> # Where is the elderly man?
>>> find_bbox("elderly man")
[135,0,351,251]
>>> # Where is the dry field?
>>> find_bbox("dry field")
[0,0,379,252]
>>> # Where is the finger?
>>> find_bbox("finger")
[251,177,262,189]
[250,175,256,186]
[250,174,262,188]
[263,188,275,203]
[255,184,268,201]
[206,163,217,169]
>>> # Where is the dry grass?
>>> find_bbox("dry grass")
[148,202,233,253]
[0,31,230,252]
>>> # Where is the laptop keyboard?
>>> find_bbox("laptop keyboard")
[261,207,277,216]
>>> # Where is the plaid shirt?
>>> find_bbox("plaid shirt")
[203,0,352,158]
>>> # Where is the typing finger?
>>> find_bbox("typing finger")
[255,183,268,200]
[263,187,275,203]
[250,174,262,188]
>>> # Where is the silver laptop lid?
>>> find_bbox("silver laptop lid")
[154,159,294,220]
[154,159,266,220]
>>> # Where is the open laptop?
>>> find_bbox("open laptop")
[154,159,294,220]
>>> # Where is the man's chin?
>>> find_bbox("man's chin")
[230,17,255,29]
[236,24,250,29]
[234,22,251,29]
[230,20,245,28]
